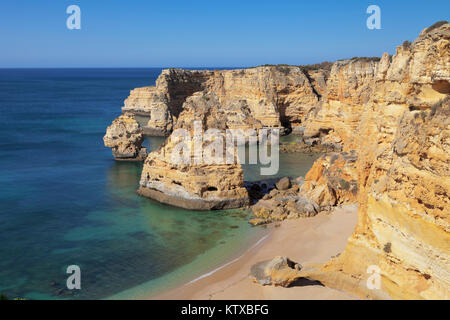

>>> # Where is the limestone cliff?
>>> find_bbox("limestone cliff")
[122,87,173,136]
[137,92,256,210]
[304,22,450,300]
[122,66,322,136]
[104,19,449,300]
[121,69,212,135]
[205,66,320,129]
[302,58,379,150]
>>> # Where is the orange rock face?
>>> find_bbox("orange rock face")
[103,113,147,161]
[301,151,358,206]
[122,66,324,135]
[107,20,449,300]
[138,92,255,210]
[306,22,450,300]
[303,58,379,150]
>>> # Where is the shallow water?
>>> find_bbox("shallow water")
[0,69,317,299]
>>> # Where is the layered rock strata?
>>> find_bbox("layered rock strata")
[122,87,173,136]
[249,151,358,226]
[122,66,325,136]
[137,92,260,210]
[104,20,449,300]
[205,66,320,130]
[122,69,212,135]
[274,22,450,300]
[302,57,379,150]
[300,151,358,206]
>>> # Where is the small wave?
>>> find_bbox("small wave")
[185,233,270,285]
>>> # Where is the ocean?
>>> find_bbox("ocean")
[0,68,317,299]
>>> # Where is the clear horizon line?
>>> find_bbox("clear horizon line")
[0,66,253,69]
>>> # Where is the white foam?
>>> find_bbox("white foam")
[184,233,270,285]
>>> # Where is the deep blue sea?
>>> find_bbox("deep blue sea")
[0,68,317,299]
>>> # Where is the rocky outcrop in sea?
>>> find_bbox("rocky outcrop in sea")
[103,113,147,161]
[137,92,256,210]
[103,21,449,299]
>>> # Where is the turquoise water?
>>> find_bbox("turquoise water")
[0,69,316,300]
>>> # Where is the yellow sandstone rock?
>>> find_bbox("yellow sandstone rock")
[122,66,322,136]
[304,22,450,300]
[103,113,147,161]
[138,92,254,210]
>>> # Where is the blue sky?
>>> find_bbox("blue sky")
[0,0,448,67]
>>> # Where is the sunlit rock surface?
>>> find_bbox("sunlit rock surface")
[103,113,147,161]
[303,22,450,300]
[137,92,258,210]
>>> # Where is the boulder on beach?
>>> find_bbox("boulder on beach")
[250,256,303,287]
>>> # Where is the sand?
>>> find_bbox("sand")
[153,204,359,300]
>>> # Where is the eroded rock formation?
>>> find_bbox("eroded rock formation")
[250,256,303,286]
[302,58,379,150]
[249,151,358,226]
[103,19,449,300]
[293,22,450,300]
[301,151,358,207]
[137,92,256,210]
[249,177,321,225]
[103,113,147,161]
[206,66,320,129]
[121,66,325,136]
[122,87,173,136]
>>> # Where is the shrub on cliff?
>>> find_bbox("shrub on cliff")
[424,20,448,34]
[336,56,380,63]
[298,61,333,72]
[402,40,412,49]
[430,96,449,117]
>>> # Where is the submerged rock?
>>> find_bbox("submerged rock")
[103,113,147,161]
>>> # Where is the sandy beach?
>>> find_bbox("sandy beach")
[154,204,358,300]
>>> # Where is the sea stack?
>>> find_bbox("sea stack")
[103,113,148,161]
[137,92,263,210]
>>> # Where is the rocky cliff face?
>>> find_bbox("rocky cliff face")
[306,22,450,300]
[301,151,358,206]
[121,69,212,135]
[122,66,323,135]
[205,66,320,129]
[137,92,256,210]
[122,87,173,136]
[103,113,147,161]
[104,19,449,299]
[302,58,379,150]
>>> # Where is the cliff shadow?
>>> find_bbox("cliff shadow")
[244,178,279,203]
[288,278,324,288]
